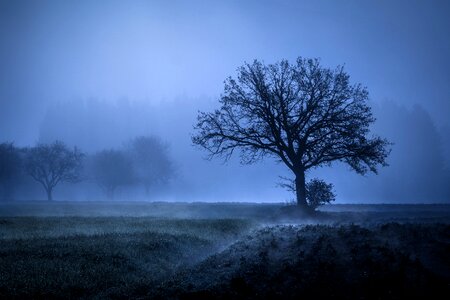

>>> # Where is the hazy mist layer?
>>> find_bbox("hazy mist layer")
[1,0,449,203]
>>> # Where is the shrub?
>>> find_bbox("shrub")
[306,178,336,209]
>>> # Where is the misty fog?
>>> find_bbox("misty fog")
[1,2,450,299]
[1,96,447,203]
[1,0,449,203]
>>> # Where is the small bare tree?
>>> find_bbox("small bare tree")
[193,57,390,213]
[25,141,84,200]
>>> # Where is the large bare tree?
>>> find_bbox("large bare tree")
[25,141,84,200]
[192,58,390,212]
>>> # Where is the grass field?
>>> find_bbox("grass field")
[0,201,449,299]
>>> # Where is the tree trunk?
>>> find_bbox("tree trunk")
[295,170,309,211]
[46,187,53,201]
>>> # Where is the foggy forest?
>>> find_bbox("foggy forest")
[0,0,449,299]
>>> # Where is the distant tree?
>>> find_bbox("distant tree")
[127,136,174,195]
[0,142,22,200]
[25,141,84,201]
[91,149,134,199]
[193,57,390,213]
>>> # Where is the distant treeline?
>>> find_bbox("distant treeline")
[0,136,174,201]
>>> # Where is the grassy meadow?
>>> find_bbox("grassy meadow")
[0,201,449,299]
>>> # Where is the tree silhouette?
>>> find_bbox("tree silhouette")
[0,142,22,200]
[127,136,174,195]
[91,149,134,199]
[25,141,84,201]
[193,57,390,212]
